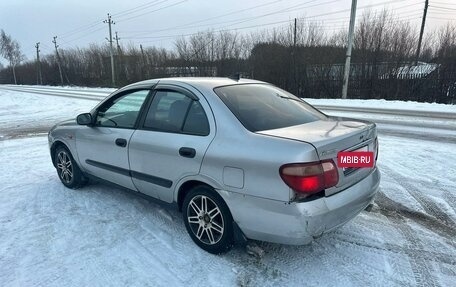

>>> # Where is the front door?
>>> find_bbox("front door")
[76,89,150,190]
[129,85,215,202]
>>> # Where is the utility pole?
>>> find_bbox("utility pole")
[104,13,116,87]
[293,18,297,46]
[292,18,298,94]
[140,44,147,78]
[35,42,43,85]
[114,31,121,55]
[52,36,64,86]
[140,44,144,57]
[341,0,357,99]
[415,0,429,65]
[140,43,146,67]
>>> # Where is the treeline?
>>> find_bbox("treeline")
[1,11,456,103]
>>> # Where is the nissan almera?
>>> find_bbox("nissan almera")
[48,77,380,254]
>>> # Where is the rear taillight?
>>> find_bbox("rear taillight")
[279,160,339,195]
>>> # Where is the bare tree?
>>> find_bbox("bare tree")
[0,30,25,84]
[435,23,456,60]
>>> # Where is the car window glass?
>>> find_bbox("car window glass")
[144,90,209,135]
[144,90,191,132]
[183,101,210,135]
[214,84,327,132]
[96,90,149,128]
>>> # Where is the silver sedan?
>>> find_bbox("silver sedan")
[48,77,380,254]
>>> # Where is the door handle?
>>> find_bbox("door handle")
[179,147,196,158]
[115,138,127,147]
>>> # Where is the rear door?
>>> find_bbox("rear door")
[76,89,151,190]
[128,84,215,202]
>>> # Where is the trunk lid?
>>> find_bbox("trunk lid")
[258,116,377,196]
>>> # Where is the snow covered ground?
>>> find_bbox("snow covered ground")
[304,98,456,114]
[1,87,455,286]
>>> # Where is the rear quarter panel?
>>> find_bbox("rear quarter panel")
[194,85,320,202]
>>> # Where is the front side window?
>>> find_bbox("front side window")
[96,90,149,128]
[214,84,327,132]
[144,90,209,135]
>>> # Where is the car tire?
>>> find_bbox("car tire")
[54,146,87,189]
[182,185,234,254]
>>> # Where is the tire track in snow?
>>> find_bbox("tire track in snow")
[380,165,456,229]
[375,191,456,244]
[412,180,456,218]
[443,190,456,215]
[333,232,456,266]
[328,236,412,286]
[375,192,442,287]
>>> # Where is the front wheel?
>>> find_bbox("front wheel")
[182,185,234,254]
[54,146,87,189]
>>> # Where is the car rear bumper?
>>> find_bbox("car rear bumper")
[220,167,380,245]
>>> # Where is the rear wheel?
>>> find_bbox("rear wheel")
[182,185,234,254]
[54,146,87,189]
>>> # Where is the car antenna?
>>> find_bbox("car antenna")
[228,73,241,81]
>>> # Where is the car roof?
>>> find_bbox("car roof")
[127,77,267,90]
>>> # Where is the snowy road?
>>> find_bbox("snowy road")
[0,86,455,286]
[0,85,454,142]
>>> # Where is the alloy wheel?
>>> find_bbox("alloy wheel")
[187,195,224,245]
[56,151,73,184]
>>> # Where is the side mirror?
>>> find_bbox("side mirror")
[76,113,93,125]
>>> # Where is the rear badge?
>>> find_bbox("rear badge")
[338,151,374,168]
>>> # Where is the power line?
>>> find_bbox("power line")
[124,0,420,40]
[112,0,165,17]
[123,0,342,38]
[222,0,342,29]
[430,5,456,11]
[124,11,422,42]
[427,9,456,16]
[123,0,423,40]
[116,0,188,23]
[432,1,456,5]
[60,26,106,47]
[120,0,283,35]
[427,16,456,21]
[54,0,173,41]
[221,0,412,31]
[58,20,103,39]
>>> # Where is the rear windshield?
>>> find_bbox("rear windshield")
[214,84,327,132]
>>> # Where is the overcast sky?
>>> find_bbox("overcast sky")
[0,0,455,64]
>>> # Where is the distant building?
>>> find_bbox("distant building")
[388,62,439,79]
[306,61,440,80]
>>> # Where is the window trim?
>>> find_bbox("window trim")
[137,84,210,136]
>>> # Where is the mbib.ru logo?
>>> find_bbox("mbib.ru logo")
[337,151,374,168]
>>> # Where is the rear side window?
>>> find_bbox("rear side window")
[144,90,209,136]
[214,84,326,132]
[183,101,210,135]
